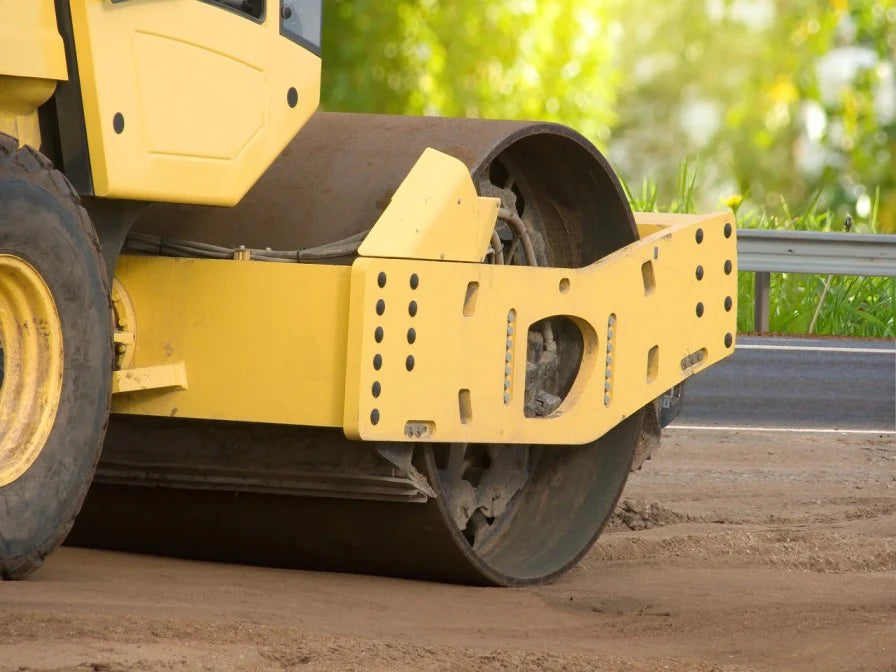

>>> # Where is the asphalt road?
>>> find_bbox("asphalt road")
[675,335,896,432]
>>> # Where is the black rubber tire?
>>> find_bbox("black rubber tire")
[0,134,112,579]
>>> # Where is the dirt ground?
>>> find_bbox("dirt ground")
[2,428,894,672]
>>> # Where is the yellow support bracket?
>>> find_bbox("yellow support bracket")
[343,211,737,444]
[112,362,188,395]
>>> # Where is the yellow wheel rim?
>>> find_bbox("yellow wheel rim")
[0,254,64,487]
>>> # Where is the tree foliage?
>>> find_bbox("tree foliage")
[320,0,896,232]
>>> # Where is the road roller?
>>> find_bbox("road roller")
[0,0,737,586]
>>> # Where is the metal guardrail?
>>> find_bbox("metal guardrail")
[736,229,896,332]
[737,229,896,276]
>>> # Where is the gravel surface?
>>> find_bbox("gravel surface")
[1,428,894,671]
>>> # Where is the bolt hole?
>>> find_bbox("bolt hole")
[377,272,387,288]
[376,299,385,316]
[406,355,415,371]
[725,333,734,348]
[559,278,570,293]
[372,381,381,398]
[695,265,704,281]
[695,228,704,244]
[408,300,418,317]
[724,222,733,238]
[287,87,298,108]
[113,113,125,134]
[641,261,656,296]
[410,273,419,290]
[407,328,416,344]
[696,302,705,318]
[374,326,384,343]
[370,409,380,425]
[373,354,382,370]
[724,296,733,312]
[724,260,733,275]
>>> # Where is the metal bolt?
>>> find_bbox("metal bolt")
[504,379,511,389]
[607,329,614,339]
[507,310,515,323]
[604,394,610,405]
[507,326,513,336]
[503,392,511,404]
[605,368,611,377]
[506,352,512,362]
[607,343,613,353]
[505,366,511,376]
[506,339,512,349]
[608,314,616,326]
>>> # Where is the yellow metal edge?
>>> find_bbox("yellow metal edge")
[359,147,501,262]
[635,211,733,239]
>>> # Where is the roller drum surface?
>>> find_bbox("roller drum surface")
[70,113,643,585]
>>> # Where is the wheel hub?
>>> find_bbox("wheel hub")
[0,254,64,487]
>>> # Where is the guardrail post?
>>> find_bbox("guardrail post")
[754,272,770,332]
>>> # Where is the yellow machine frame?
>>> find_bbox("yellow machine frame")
[111,150,737,445]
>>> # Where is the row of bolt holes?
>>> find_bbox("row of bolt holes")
[370,272,420,426]
[695,223,735,350]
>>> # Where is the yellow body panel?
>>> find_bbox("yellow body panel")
[111,258,351,426]
[69,0,321,204]
[0,1,67,81]
[343,212,737,443]
[359,148,501,262]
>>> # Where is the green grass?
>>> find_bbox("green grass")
[621,166,895,338]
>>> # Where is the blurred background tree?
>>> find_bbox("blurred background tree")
[321,0,896,232]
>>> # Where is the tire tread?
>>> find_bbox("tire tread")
[0,133,111,580]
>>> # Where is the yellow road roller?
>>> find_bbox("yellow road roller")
[0,0,737,585]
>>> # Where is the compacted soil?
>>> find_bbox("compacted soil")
[2,428,894,671]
